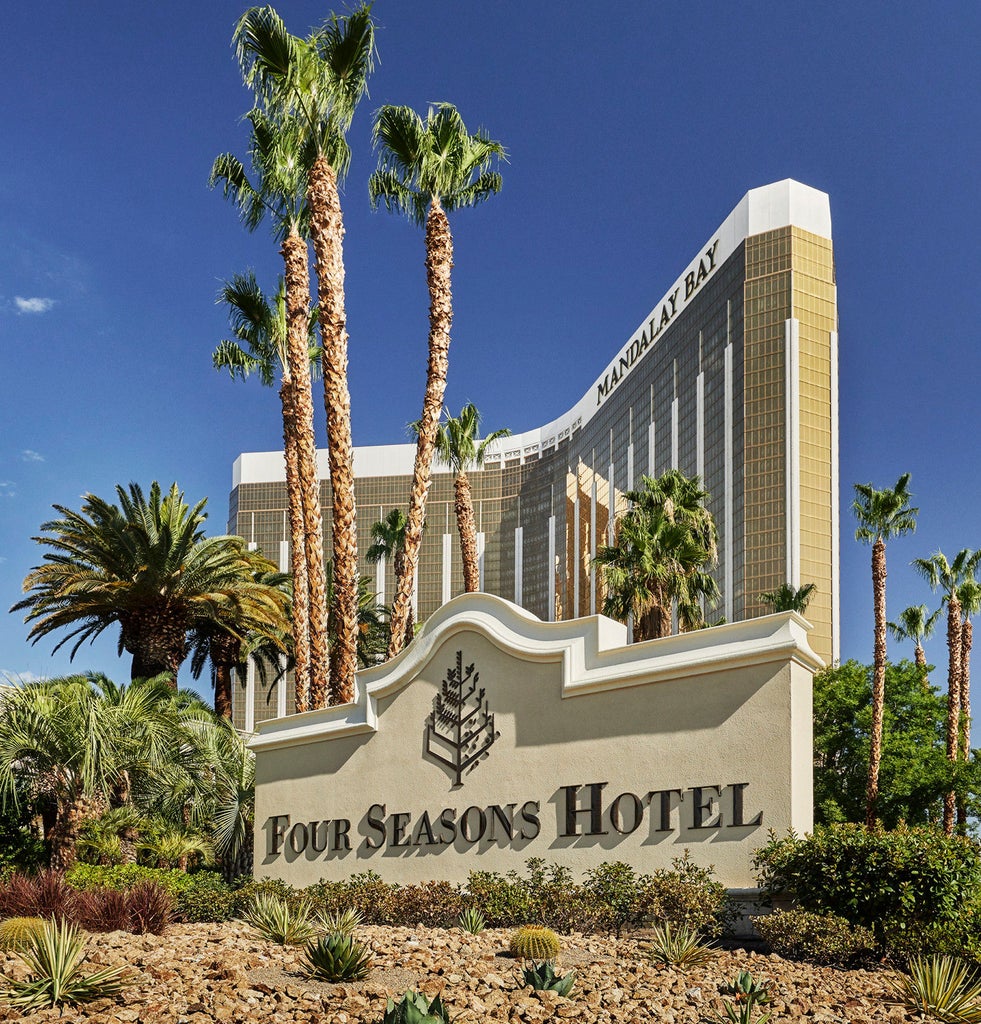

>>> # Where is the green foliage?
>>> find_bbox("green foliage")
[887,955,981,1023]
[173,872,236,923]
[522,960,576,996]
[0,917,47,952]
[509,925,560,960]
[457,907,486,935]
[713,971,773,1024]
[753,824,981,956]
[647,920,717,968]
[812,659,975,825]
[383,989,452,1024]
[242,892,319,945]
[0,806,46,875]
[0,918,130,1010]
[301,932,372,982]
[639,854,735,936]
[318,906,362,936]
[752,909,875,965]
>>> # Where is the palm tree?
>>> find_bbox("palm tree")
[212,269,323,712]
[852,473,918,827]
[366,508,414,649]
[957,578,981,769]
[235,4,376,704]
[13,483,284,685]
[888,604,941,674]
[595,471,720,641]
[212,104,330,711]
[0,674,191,870]
[912,548,979,833]
[324,560,389,671]
[370,103,505,658]
[759,582,817,614]
[429,404,511,593]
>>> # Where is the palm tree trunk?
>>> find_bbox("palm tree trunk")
[394,547,414,644]
[944,594,962,835]
[865,538,887,828]
[49,799,87,872]
[278,377,312,713]
[388,198,453,658]
[957,618,972,828]
[455,471,480,592]
[307,155,358,705]
[126,606,188,688]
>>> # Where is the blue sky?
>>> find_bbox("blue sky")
[1,2,979,708]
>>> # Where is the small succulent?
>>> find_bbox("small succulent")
[318,906,363,937]
[301,932,373,982]
[0,917,48,952]
[648,920,717,968]
[241,893,319,945]
[382,989,452,1024]
[509,924,560,961]
[0,918,131,1009]
[458,907,486,935]
[713,970,773,1024]
[523,960,576,996]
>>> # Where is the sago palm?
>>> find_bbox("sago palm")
[370,103,505,657]
[366,508,414,649]
[430,404,510,593]
[235,4,376,703]
[853,473,918,827]
[911,547,977,833]
[212,104,329,711]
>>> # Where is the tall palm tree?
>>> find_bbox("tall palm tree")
[235,4,376,704]
[957,578,981,769]
[366,508,414,649]
[852,473,918,827]
[211,105,329,711]
[13,483,284,686]
[429,404,511,593]
[212,270,322,713]
[596,471,720,641]
[369,103,505,658]
[759,582,817,614]
[912,548,979,833]
[323,561,389,670]
[888,604,941,674]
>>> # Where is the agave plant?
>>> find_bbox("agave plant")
[241,893,318,945]
[522,960,576,996]
[382,989,452,1024]
[458,907,486,935]
[318,906,363,937]
[301,932,372,982]
[0,918,130,1009]
[648,920,717,968]
[712,971,773,1024]
[887,955,981,1023]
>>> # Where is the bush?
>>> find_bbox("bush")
[753,909,875,965]
[0,871,77,920]
[638,854,735,936]
[173,873,235,923]
[753,824,981,957]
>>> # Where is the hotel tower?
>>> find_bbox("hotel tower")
[229,179,839,730]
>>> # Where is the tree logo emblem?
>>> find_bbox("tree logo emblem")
[424,650,499,785]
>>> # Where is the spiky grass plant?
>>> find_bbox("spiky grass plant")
[887,955,981,1023]
[0,917,47,952]
[712,971,772,1024]
[301,932,372,982]
[648,920,717,968]
[241,893,319,945]
[0,918,130,1010]
[523,960,576,996]
[509,924,560,961]
[382,989,452,1024]
[318,906,363,937]
[458,907,486,935]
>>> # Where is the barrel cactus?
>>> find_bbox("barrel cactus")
[509,924,560,961]
[0,917,48,952]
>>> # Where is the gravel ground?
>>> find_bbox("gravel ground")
[0,922,921,1023]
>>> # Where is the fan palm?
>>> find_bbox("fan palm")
[213,272,321,713]
[212,104,329,712]
[852,473,918,827]
[428,404,510,593]
[912,547,978,833]
[596,472,720,642]
[235,4,377,703]
[759,582,817,614]
[955,577,981,827]
[888,604,941,674]
[13,483,282,686]
[370,103,505,657]
[366,508,414,649]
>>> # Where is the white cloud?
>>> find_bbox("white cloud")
[20,449,44,463]
[14,296,55,315]
[0,481,16,498]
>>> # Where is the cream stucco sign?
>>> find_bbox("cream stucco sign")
[250,594,820,889]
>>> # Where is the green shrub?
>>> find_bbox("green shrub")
[638,853,734,936]
[753,909,875,965]
[173,873,235,923]
[230,876,301,918]
[753,824,981,956]
[465,869,532,927]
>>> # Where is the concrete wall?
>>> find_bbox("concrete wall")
[251,594,819,889]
